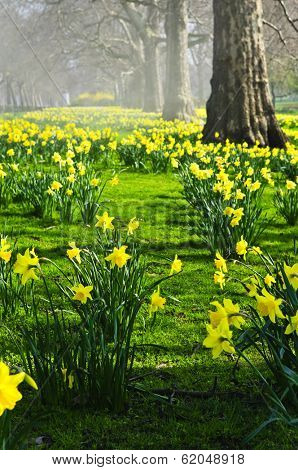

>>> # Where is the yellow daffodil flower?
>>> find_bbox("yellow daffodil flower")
[236,236,248,259]
[214,270,225,289]
[286,180,296,190]
[67,242,81,264]
[264,274,276,288]
[13,248,39,285]
[170,254,182,275]
[0,238,12,263]
[0,362,25,416]
[251,246,262,255]
[110,175,119,186]
[285,312,298,335]
[51,180,62,191]
[245,277,259,298]
[284,263,298,290]
[95,211,114,232]
[7,149,15,157]
[149,286,166,314]
[127,217,140,235]
[203,319,235,359]
[256,288,284,323]
[72,284,93,304]
[90,178,100,187]
[214,252,227,273]
[105,245,131,268]
[209,299,244,329]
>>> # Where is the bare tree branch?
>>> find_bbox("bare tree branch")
[263,19,287,45]
[276,0,298,32]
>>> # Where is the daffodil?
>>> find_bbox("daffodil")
[95,211,114,232]
[105,245,131,268]
[51,180,62,191]
[0,363,24,415]
[250,180,261,192]
[68,373,75,389]
[251,246,262,255]
[203,319,235,359]
[10,163,19,172]
[224,206,234,216]
[61,368,75,389]
[236,236,248,259]
[214,252,227,273]
[7,149,15,157]
[149,286,166,314]
[284,263,298,290]
[264,274,275,288]
[127,217,139,235]
[0,238,12,263]
[67,242,81,264]
[13,248,39,285]
[286,180,296,190]
[52,152,61,163]
[108,141,117,151]
[61,368,67,382]
[209,299,244,329]
[245,277,259,297]
[214,270,225,289]
[110,175,119,186]
[24,373,38,390]
[67,174,75,183]
[72,284,93,304]
[170,254,182,275]
[170,157,179,168]
[285,312,298,335]
[0,363,38,416]
[256,288,284,323]
[236,189,245,200]
[90,178,100,187]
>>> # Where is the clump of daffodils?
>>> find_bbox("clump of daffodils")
[203,243,297,434]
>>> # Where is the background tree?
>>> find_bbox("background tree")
[0,0,296,118]
[203,0,287,148]
[263,0,297,107]
[163,0,195,121]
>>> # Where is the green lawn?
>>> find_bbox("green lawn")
[2,169,297,450]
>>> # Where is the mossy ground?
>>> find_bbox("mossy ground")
[1,165,297,450]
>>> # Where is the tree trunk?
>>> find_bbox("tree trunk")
[203,0,287,148]
[163,0,195,121]
[143,38,162,112]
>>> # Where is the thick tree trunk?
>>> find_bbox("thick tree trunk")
[163,0,195,121]
[143,39,162,112]
[203,0,287,148]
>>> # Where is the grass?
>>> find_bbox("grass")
[275,101,298,114]
[1,167,297,450]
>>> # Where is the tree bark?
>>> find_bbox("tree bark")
[163,0,195,121]
[203,0,287,148]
